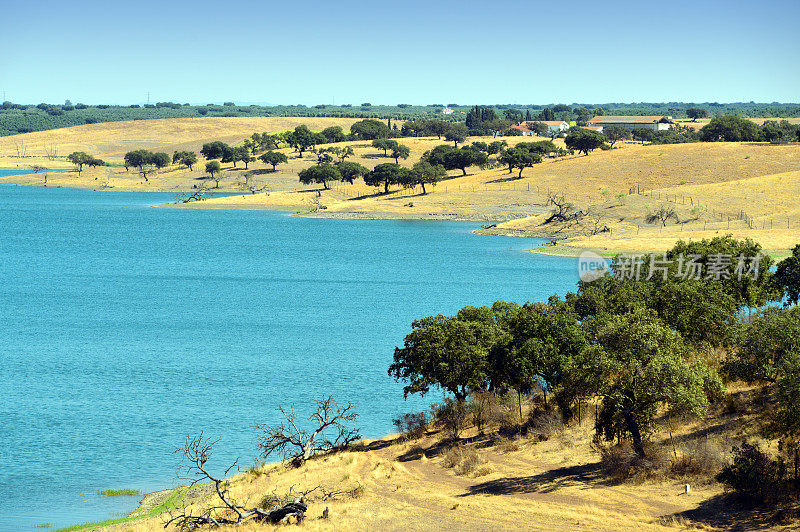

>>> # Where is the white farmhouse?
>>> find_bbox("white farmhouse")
[510,120,569,136]
[588,115,675,131]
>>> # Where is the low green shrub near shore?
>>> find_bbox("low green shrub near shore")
[56,488,187,532]
[97,488,141,497]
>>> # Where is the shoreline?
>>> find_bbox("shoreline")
[3,173,796,258]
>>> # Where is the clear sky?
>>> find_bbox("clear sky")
[1,0,798,105]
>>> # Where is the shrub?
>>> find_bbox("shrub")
[441,445,483,475]
[527,409,564,441]
[392,412,428,441]
[431,398,469,440]
[717,442,787,503]
[596,442,670,483]
[669,439,725,479]
[469,392,514,433]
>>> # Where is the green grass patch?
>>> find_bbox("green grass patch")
[98,488,141,497]
[56,487,188,532]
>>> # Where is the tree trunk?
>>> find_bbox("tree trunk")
[518,167,524,179]
[421,183,426,194]
[384,181,389,194]
[461,168,467,176]
[323,181,329,190]
[624,411,646,457]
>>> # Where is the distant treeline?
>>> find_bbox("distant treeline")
[1,100,798,137]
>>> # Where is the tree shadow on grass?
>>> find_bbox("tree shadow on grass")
[459,462,604,496]
[245,168,277,175]
[486,174,524,184]
[345,190,392,201]
[671,493,780,531]
[397,433,500,463]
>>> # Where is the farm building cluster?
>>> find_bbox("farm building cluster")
[511,115,676,136]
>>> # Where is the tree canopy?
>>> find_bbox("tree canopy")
[498,146,541,178]
[406,161,446,194]
[286,125,318,158]
[298,163,341,189]
[686,108,708,121]
[444,124,469,147]
[565,129,605,155]
[337,161,369,184]
[777,245,800,305]
[67,151,104,174]
[258,150,288,171]
[350,119,391,140]
[603,126,631,148]
[364,163,408,194]
[200,141,233,161]
[699,115,763,142]
[575,308,723,457]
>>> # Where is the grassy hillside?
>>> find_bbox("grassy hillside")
[0,117,361,164]
[68,381,782,532]
[169,139,800,254]
[2,117,799,254]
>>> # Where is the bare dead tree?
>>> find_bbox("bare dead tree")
[646,204,679,227]
[14,140,26,157]
[585,213,610,235]
[164,432,309,530]
[256,396,361,467]
[44,145,59,161]
[543,193,582,224]
[242,174,269,195]
[139,166,156,182]
[175,190,209,203]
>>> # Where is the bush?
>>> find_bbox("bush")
[527,409,564,441]
[596,442,670,483]
[441,445,483,475]
[392,412,428,441]
[669,439,725,479]
[431,398,468,440]
[469,392,515,433]
[717,442,787,503]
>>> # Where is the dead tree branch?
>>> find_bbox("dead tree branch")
[163,433,353,530]
[175,190,209,203]
[585,213,610,235]
[646,204,679,227]
[256,396,361,467]
[543,193,585,224]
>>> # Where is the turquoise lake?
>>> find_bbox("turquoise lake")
[0,173,581,530]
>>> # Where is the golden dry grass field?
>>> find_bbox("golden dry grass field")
[91,383,787,532]
[2,117,799,254]
[0,116,361,165]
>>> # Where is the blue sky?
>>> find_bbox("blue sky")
[1,0,798,105]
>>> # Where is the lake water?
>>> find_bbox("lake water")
[0,174,581,530]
